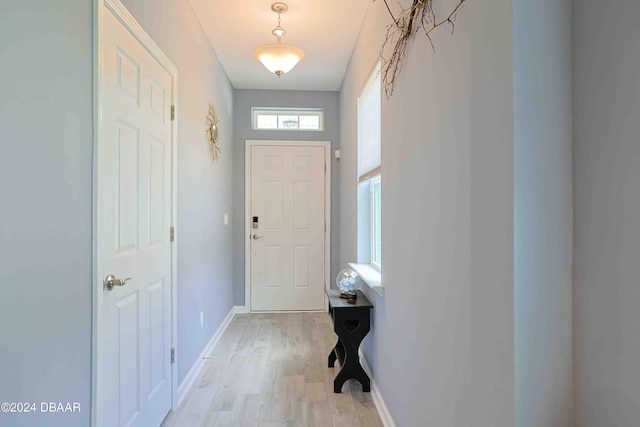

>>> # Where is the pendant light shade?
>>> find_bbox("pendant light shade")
[254,3,305,77]
[253,43,305,77]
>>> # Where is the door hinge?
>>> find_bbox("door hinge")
[171,348,175,364]
[170,226,175,242]
[324,162,327,173]
[324,222,326,232]
[171,105,175,121]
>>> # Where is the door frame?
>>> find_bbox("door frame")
[244,140,331,312]
[91,0,179,424]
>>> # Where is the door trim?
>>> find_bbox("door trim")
[244,140,331,312]
[92,0,179,425]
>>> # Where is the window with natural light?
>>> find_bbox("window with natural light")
[371,175,381,269]
[351,60,383,294]
[252,108,324,131]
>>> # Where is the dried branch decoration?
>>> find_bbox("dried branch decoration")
[205,104,220,161]
[378,0,466,98]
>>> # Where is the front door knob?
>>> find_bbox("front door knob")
[252,234,263,240]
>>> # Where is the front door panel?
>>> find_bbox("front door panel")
[250,145,325,311]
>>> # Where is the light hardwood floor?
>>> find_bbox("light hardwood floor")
[162,312,383,427]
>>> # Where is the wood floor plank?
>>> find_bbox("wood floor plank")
[258,421,295,427]
[256,365,282,422]
[206,351,249,411]
[162,386,219,427]
[229,393,260,426]
[235,315,262,356]
[323,367,360,427]
[303,382,333,427]
[161,312,383,427]
[281,374,305,422]
[349,381,384,427]
[201,410,233,427]
[198,335,240,390]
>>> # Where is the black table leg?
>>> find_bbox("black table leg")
[328,338,341,368]
[330,308,371,393]
[333,340,370,393]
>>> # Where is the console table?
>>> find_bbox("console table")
[326,289,373,393]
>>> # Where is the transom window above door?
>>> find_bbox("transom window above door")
[252,108,324,131]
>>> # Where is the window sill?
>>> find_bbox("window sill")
[349,263,384,297]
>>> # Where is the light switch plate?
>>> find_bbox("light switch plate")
[224,213,229,225]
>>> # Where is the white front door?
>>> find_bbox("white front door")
[96,3,174,426]
[249,144,328,311]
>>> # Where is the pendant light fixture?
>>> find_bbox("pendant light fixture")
[253,3,305,77]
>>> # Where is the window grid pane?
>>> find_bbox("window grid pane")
[278,115,299,129]
[299,115,319,130]
[256,114,278,129]
[372,180,382,266]
[252,108,323,131]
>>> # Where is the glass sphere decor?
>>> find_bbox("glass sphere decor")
[336,269,358,295]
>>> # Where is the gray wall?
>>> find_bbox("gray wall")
[120,0,235,385]
[573,1,640,425]
[232,90,340,306]
[0,1,93,426]
[513,0,574,425]
[0,1,234,426]
[339,1,515,425]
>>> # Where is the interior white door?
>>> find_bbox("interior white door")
[250,145,326,311]
[96,6,173,427]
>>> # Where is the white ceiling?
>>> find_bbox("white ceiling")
[189,0,371,91]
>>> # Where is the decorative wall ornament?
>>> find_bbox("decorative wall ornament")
[206,104,220,161]
[377,0,467,98]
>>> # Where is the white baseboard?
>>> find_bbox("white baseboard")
[176,306,235,406]
[233,305,249,314]
[232,305,325,314]
[359,350,396,427]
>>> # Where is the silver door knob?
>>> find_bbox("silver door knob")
[252,234,263,240]
[103,274,132,291]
